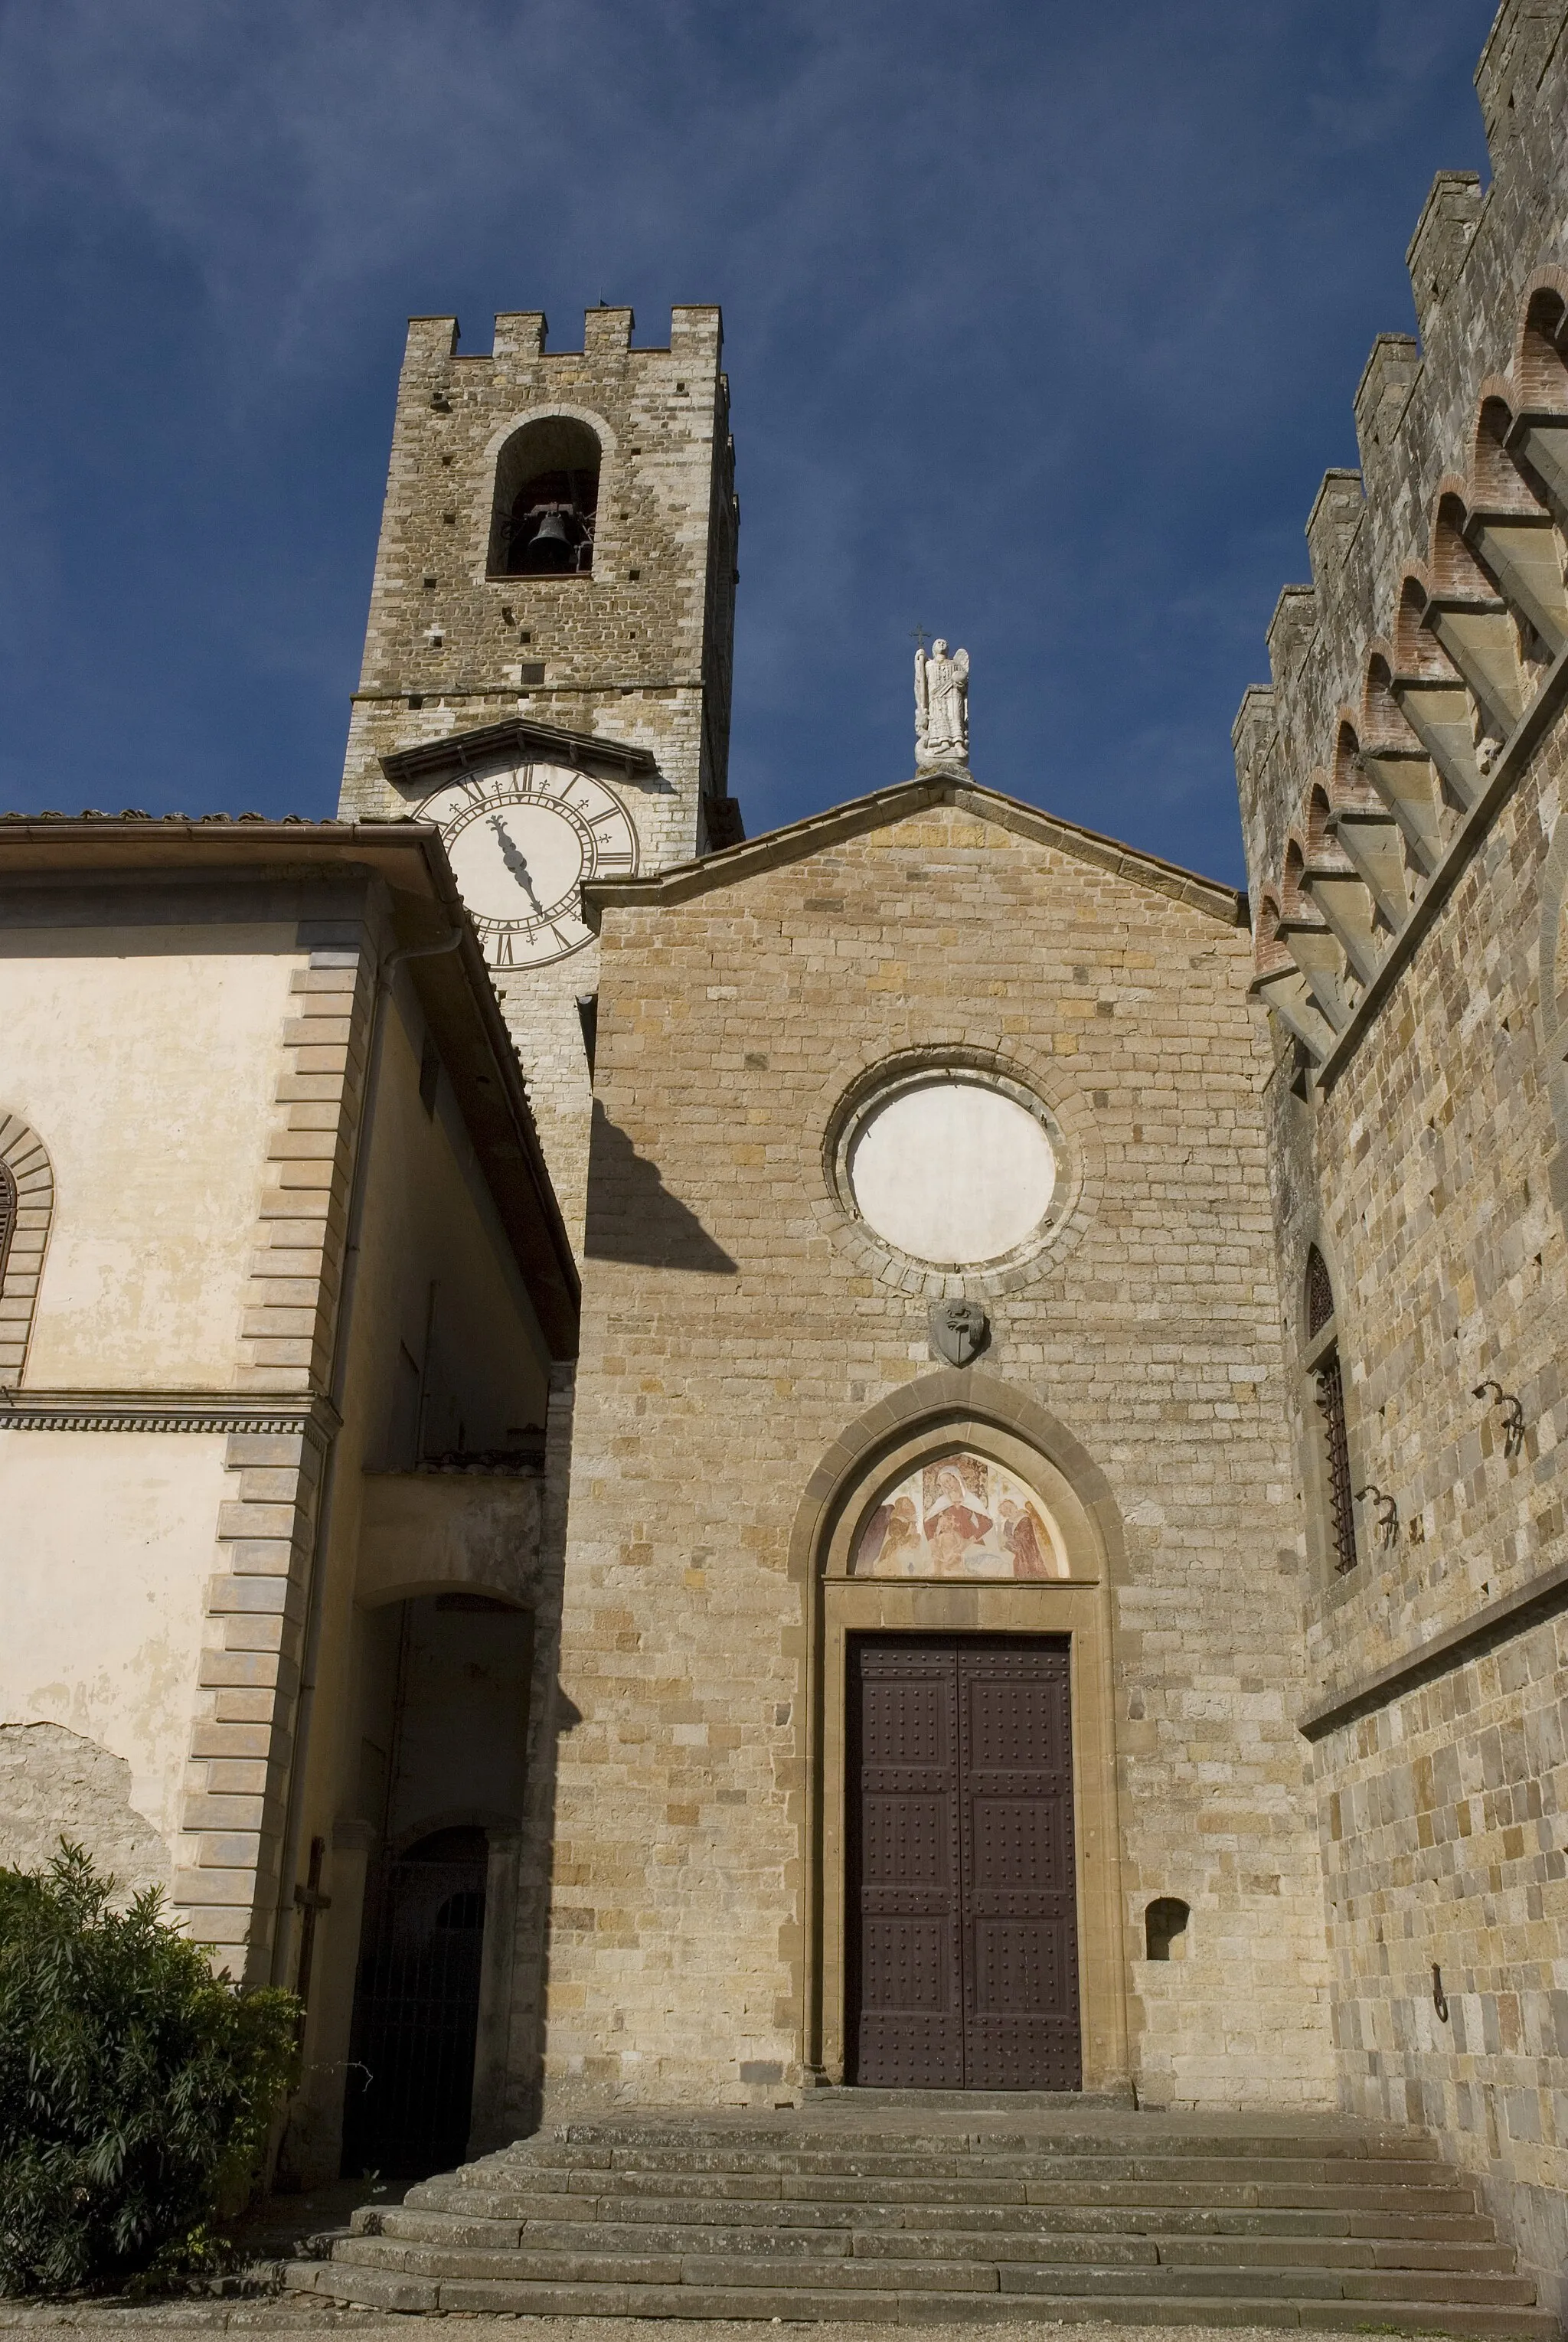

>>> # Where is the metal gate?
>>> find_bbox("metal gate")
[341,1826,488,2177]
[847,1635,1081,2090]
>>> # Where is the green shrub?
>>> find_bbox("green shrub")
[0,1844,298,2295]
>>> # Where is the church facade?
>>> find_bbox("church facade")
[2,0,1566,2314]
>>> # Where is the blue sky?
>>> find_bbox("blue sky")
[0,0,1494,884]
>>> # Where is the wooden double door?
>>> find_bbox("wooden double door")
[847,1635,1081,2090]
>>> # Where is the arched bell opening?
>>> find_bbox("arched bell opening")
[488,415,601,577]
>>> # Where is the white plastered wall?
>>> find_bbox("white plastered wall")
[0,1430,230,1893]
[0,926,298,1389]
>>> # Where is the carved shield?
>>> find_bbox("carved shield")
[929,1300,988,1368]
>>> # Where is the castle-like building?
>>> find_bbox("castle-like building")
[2,0,1566,2321]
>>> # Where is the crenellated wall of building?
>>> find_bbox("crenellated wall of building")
[1232,2,1568,2315]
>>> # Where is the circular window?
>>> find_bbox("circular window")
[844,1072,1056,1267]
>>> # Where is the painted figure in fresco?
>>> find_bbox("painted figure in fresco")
[999,1497,1057,1579]
[852,1451,1066,1579]
[856,1491,921,1575]
[923,1464,995,1574]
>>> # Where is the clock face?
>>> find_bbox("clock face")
[416,761,638,968]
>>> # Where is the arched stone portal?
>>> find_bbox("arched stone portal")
[790,1370,1129,2092]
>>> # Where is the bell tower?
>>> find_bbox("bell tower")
[338,304,741,1238]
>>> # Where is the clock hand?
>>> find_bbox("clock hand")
[488,812,547,916]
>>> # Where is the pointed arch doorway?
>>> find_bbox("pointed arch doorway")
[795,1373,1129,2093]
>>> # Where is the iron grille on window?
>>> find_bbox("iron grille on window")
[1315,1344,1357,1574]
[1305,1243,1335,1339]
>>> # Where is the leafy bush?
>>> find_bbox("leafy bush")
[0,1844,298,2295]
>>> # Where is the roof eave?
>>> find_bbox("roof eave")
[0,816,581,1355]
[583,775,1246,926]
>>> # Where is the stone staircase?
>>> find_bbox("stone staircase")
[286,2102,1553,2332]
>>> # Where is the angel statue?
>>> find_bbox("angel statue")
[914,638,970,769]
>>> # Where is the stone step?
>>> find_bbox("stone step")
[419,2167,1485,2213]
[502,2147,1458,2189]
[547,2120,1441,2162]
[334,2228,1534,2308]
[315,2110,1535,2334]
[394,2187,1500,2242]
[284,2262,1555,2338]
[508,2136,1448,2171]
[370,2205,1511,2275]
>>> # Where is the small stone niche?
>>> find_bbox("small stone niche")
[1145,1896,1191,1961]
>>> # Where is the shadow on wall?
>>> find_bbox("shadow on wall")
[503,1679,583,2140]
[583,1101,738,1273]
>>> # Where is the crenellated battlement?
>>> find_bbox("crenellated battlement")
[400,302,724,364]
[335,296,743,1245]
[338,300,738,857]
[1233,0,1568,1085]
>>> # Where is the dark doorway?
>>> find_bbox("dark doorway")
[847,1636,1081,2090]
[341,1827,488,2177]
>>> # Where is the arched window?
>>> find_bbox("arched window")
[0,1161,15,1286]
[488,416,600,577]
[0,1115,53,1387]
[1303,1246,1357,1576]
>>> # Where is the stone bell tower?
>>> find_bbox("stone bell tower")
[338,304,742,1237]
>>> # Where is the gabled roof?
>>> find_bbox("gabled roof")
[584,773,1247,926]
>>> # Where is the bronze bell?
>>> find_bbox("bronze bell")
[530,507,570,547]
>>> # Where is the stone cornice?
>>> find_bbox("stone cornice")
[1299,1554,1568,1740]
[0,1389,343,1439]
[380,714,658,789]
[585,776,1246,927]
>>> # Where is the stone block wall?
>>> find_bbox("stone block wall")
[334,304,741,1244]
[336,304,737,844]
[537,786,1335,2117]
[1318,1612,1568,2308]
[1231,1,1568,2311]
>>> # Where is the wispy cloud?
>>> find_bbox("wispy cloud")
[0,0,1492,874]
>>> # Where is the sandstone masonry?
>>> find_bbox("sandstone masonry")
[335,305,740,1239]
[1232,0,1568,2312]
[536,786,1334,2122]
